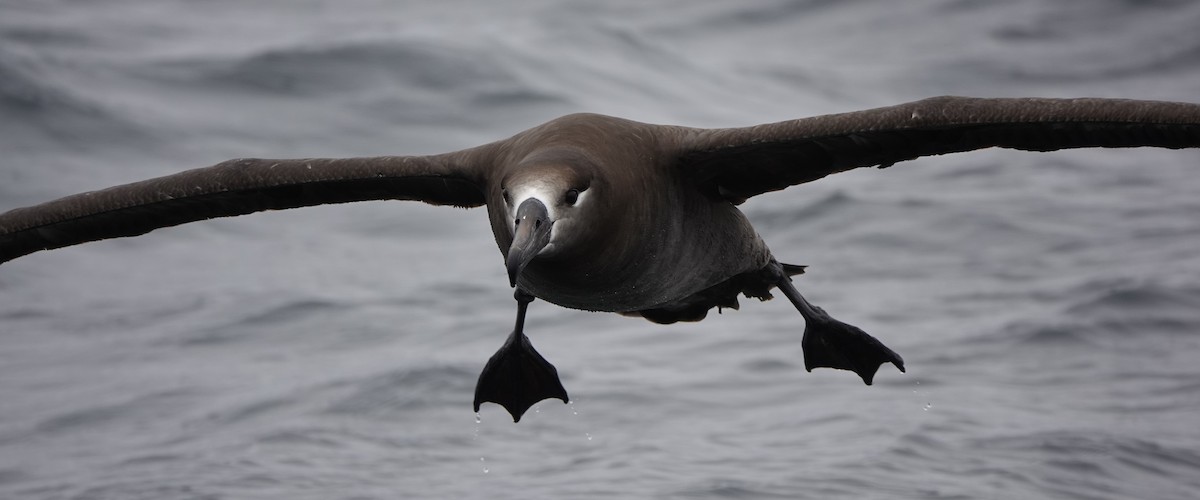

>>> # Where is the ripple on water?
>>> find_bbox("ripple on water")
[33,389,200,434]
[966,430,1200,499]
[168,298,349,347]
[321,365,477,417]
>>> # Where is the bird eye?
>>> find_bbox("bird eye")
[564,188,580,206]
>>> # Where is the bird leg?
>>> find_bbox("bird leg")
[773,266,905,384]
[473,288,569,422]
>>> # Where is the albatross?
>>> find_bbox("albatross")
[2,96,1198,422]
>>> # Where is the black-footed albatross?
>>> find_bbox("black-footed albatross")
[2,96,1199,422]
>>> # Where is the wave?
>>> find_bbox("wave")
[0,47,147,151]
[1065,280,1200,315]
[162,298,349,347]
[966,430,1200,499]
[33,389,199,434]
[139,39,564,105]
[0,49,99,117]
[950,2,1200,84]
[976,280,1200,354]
[1061,280,1200,338]
[320,365,477,417]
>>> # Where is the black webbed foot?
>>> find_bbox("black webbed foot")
[473,331,569,422]
[773,263,905,384]
[799,304,905,384]
[473,290,569,422]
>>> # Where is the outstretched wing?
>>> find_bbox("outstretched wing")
[0,152,488,264]
[679,96,1200,203]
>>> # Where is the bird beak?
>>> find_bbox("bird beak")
[506,198,552,287]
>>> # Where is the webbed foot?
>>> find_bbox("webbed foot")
[799,303,905,384]
[473,290,569,422]
[774,264,905,384]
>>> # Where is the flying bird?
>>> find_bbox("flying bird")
[2,96,1198,422]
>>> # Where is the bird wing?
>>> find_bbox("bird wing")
[0,152,488,264]
[677,96,1200,203]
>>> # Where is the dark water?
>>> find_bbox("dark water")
[3,1,1200,498]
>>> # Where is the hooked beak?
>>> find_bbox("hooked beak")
[506,198,552,287]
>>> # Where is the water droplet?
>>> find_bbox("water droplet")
[912,381,930,412]
[475,414,481,424]
[585,433,593,441]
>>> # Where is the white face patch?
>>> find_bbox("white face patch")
[506,183,561,227]
[505,181,592,257]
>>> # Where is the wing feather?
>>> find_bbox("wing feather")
[0,153,487,264]
[680,96,1200,203]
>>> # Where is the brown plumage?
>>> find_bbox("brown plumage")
[3,96,1199,421]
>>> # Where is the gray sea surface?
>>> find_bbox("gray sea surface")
[3,1,1200,498]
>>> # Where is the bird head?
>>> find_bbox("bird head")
[499,158,595,287]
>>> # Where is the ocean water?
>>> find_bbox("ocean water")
[3,0,1200,498]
